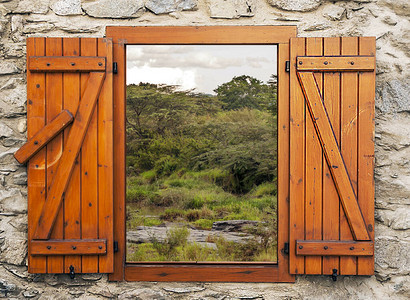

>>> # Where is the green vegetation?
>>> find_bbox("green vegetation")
[126,75,278,262]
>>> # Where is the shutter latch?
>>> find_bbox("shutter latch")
[69,265,75,279]
[332,268,338,281]
[113,62,118,74]
[285,61,290,72]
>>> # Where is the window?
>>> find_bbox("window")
[21,27,375,282]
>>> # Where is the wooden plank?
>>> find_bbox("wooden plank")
[80,38,99,273]
[97,38,114,273]
[109,38,126,281]
[304,38,323,275]
[296,241,373,256]
[28,56,105,72]
[297,71,370,241]
[62,38,82,274]
[31,239,106,256]
[33,72,105,240]
[27,37,47,274]
[297,56,374,71]
[322,38,341,275]
[357,37,376,275]
[277,43,295,282]
[289,37,306,275]
[106,26,297,45]
[340,37,359,275]
[14,110,73,164]
[125,265,287,282]
[45,37,64,274]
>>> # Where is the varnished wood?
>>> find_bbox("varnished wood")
[33,72,105,240]
[106,26,297,45]
[357,37,376,275]
[14,110,73,164]
[27,37,47,273]
[106,26,296,282]
[31,239,107,255]
[297,71,370,241]
[29,56,106,72]
[297,56,374,71]
[296,241,373,256]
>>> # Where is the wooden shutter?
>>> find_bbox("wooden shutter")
[289,37,375,276]
[16,37,113,274]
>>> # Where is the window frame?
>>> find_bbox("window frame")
[106,26,297,282]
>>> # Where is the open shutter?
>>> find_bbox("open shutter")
[16,37,113,274]
[289,37,375,276]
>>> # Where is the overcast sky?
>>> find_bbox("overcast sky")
[126,45,277,94]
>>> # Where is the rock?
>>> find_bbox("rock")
[0,279,17,298]
[323,5,345,21]
[379,0,409,17]
[11,15,24,34]
[376,79,410,113]
[81,274,102,281]
[163,286,205,293]
[266,0,322,12]
[4,43,25,59]
[118,288,167,300]
[209,0,254,19]
[17,119,26,133]
[382,16,397,26]
[12,173,27,186]
[0,61,21,76]
[23,23,55,34]
[2,138,25,147]
[82,0,144,18]
[375,236,410,279]
[145,0,197,15]
[303,23,331,31]
[50,0,83,16]
[57,22,101,33]
[0,122,13,138]
[6,0,49,14]
[23,288,40,298]
[212,220,259,232]
[0,187,27,213]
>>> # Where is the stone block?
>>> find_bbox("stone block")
[82,0,144,18]
[376,79,410,113]
[209,0,254,19]
[50,0,82,16]
[266,0,322,12]
[146,0,197,15]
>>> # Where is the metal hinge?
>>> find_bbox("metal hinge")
[284,242,289,255]
[285,61,290,72]
[114,241,119,253]
[113,62,118,74]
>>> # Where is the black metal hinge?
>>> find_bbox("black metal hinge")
[284,242,289,255]
[113,62,118,74]
[285,61,290,72]
[114,241,119,253]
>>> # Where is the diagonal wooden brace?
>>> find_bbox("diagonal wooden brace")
[14,110,74,164]
[297,71,370,241]
[33,72,105,240]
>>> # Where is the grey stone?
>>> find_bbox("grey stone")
[50,0,82,16]
[146,0,197,15]
[212,220,259,232]
[23,23,55,34]
[323,5,345,21]
[379,0,410,17]
[4,43,26,59]
[0,279,17,298]
[82,0,144,18]
[304,23,331,31]
[12,173,27,186]
[81,274,102,281]
[383,16,397,26]
[118,288,167,300]
[23,288,39,298]
[376,79,410,113]
[375,237,410,279]
[17,119,26,133]
[0,122,13,138]
[0,187,27,213]
[57,22,101,33]
[11,15,24,34]
[163,286,205,293]
[266,0,322,12]
[6,0,49,14]
[209,0,254,19]
[0,61,21,76]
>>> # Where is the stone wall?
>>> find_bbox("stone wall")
[0,0,409,299]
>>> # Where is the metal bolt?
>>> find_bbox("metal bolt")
[299,61,303,65]
[72,246,77,250]
[324,246,328,250]
[324,61,328,65]
[299,245,303,249]
[71,62,76,66]
[98,62,103,66]
[350,61,355,65]
[46,63,51,66]
[47,246,51,250]
[350,246,354,250]
[34,141,38,145]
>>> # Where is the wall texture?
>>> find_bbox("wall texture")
[0,0,409,299]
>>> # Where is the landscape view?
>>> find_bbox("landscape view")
[126,45,278,262]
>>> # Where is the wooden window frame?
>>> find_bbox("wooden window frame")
[106,26,297,282]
